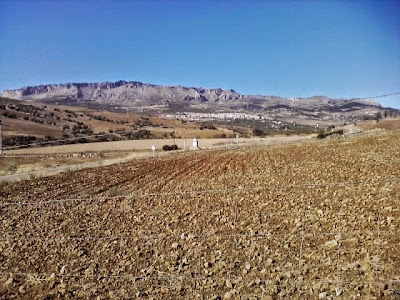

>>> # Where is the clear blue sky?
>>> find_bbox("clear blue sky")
[0,0,399,108]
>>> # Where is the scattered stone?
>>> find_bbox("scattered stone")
[247,280,256,287]
[225,279,233,288]
[1,131,398,298]
[4,276,13,286]
[60,265,66,274]
[335,287,343,296]
[18,285,25,294]
[223,290,238,299]
[319,291,327,298]
[324,240,338,248]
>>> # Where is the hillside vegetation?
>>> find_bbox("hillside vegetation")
[0,131,399,298]
[0,97,240,149]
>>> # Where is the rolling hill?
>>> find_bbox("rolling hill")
[1,81,392,125]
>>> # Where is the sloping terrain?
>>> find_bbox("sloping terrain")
[357,119,400,131]
[0,97,238,149]
[0,132,399,299]
[1,81,390,124]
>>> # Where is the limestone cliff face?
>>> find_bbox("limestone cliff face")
[1,81,243,103]
[1,80,381,113]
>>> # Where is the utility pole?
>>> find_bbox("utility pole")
[0,121,3,156]
[173,114,176,146]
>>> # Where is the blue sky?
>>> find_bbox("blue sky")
[0,0,399,108]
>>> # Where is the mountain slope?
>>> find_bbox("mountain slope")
[1,80,380,107]
[1,81,243,105]
[1,80,389,125]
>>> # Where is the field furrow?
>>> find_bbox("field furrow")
[0,132,399,299]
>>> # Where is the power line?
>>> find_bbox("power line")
[1,178,397,297]
[359,91,400,99]
[0,121,2,155]
[2,91,398,151]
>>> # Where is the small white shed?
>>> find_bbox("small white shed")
[192,138,198,149]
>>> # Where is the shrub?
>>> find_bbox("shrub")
[252,128,264,136]
[200,123,217,130]
[110,135,120,141]
[3,135,37,147]
[123,129,154,140]
[162,144,179,151]
[2,111,17,118]
[362,115,375,120]
[76,138,89,143]
[317,129,344,139]
[44,135,56,141]
[96,136,109,142]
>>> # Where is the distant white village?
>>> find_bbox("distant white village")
[160,107,384,130]
[165,112,268,121]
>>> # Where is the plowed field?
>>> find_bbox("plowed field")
[0,132,399,299]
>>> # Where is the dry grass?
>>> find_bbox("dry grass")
[1,98,243,143]
[4,135,311,156]
[0,151,132,176]
[1,117,62,138]
[357,118,400,131]
[0,131,399,298]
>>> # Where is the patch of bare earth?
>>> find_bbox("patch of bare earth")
[0,132,399,299]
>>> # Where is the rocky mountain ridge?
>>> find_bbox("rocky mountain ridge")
[1,80,244,104]
[1,80,380,106]
[1,81,386,125]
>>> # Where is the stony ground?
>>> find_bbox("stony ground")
[0,131,399,299]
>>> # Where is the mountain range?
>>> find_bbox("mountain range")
[1,80,388,124]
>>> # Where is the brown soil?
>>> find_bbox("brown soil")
[0,132,399,299]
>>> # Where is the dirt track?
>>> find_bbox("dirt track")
[0,132,399,299]
[0,135,312,183]
[4,135,311,155]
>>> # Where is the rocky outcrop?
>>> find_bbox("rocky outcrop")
[1,80,381,114]
[1,81,244,104]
